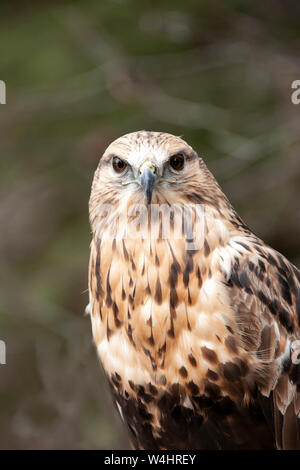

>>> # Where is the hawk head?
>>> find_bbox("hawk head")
[89,131,228,230]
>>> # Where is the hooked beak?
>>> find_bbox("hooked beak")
[139,161,157,204]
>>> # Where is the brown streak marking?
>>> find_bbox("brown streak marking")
[201,346,218,364]
[225,336,238,354]
[188,354,197,367]
[179,366,188,378]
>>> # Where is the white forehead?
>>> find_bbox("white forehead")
[105,131,192,168]
[126,140,172,167]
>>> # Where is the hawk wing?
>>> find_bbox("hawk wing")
[228,239,300,449]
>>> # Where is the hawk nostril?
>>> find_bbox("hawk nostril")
[139,161,157,175]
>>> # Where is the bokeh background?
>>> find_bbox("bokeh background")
[0,0,300,449]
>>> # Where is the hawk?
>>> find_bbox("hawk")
[88,131,300,450]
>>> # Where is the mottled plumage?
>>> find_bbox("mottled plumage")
[88,131,300,450]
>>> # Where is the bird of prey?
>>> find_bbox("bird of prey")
[88,131,300,450]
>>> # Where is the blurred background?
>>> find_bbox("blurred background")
[0,0,300,449]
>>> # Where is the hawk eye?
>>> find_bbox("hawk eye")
[112,156,127,174]
[169,153,185,172]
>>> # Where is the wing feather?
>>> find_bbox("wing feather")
[228,241,300,449]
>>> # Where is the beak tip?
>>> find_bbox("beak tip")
[140,166,157,205]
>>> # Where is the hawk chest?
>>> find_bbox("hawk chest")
[89,236,245,399]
